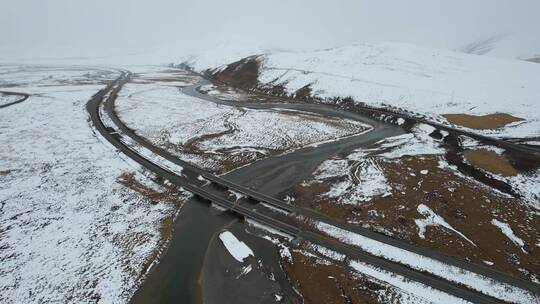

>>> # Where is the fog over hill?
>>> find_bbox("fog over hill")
[1,0,539,64]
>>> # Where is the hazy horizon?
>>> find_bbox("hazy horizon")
[2,0,540,64]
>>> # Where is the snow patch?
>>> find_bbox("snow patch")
[415,204,476,246]
[311,156,391,205]
[491,219,525,248]
[219,231,254,262]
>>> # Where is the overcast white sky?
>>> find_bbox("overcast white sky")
[1,0,539,63]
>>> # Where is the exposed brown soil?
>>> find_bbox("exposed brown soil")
[211,56,260,89]
[136,214,177,279]
[282,247,386,304]
[291,155,540,281]
[200,82,299,104]
[118,172,181,204]
[267,84,288,96]
[0,170,12,176]
[443,113,524,129]
[464,149,518,176]
[295,85,313,100]
[208,152,264,174]
[442,134,517,196]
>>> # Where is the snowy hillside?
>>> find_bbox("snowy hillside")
[181,40,268,73]
[459,33,540,61]
[193,42,540,138]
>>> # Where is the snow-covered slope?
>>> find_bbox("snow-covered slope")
[198,42,540,138]
[181,40,268,73]
[459,33,540,61]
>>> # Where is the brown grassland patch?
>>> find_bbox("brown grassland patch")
[291,156,540,281]
[443,113,524,129]
[282,248,385,304]
[117,172,184,278]
[464,149,518,176]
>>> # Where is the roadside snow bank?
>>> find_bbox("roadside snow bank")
[315,221,537,304]
[349,261,471,304]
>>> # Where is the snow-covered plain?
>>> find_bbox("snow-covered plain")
[115,75,369,171]
[0,66,180,303]
[0,93,21,107]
